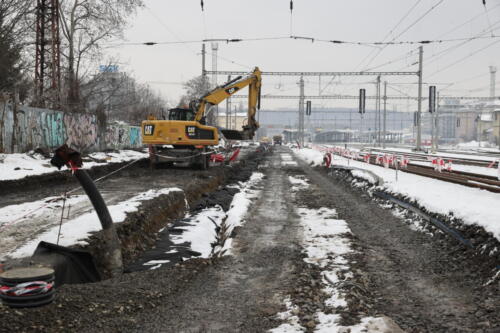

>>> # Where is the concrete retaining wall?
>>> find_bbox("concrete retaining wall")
[0,102,142,153]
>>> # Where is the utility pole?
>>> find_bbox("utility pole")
[374,80,378,145]
[435,92,440,151]
[34,0,61,108]
[211,43,219,126]
[377,76,382,146]
[375,75,381,146]
[416,45,424,151]
[383,81,387,148]
[201,43,206,79]
[299,76,305,147]
[225,75,231,129]
[490,66,497,99]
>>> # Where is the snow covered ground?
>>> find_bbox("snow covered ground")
[0,150,148,181]
[294,148,500,242]
[1,187,182,260]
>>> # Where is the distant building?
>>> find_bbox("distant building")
[492,109,500,145]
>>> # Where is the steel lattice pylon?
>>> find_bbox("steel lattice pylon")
[34,0,61,108]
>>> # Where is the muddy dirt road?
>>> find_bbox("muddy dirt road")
[0,146,498,332]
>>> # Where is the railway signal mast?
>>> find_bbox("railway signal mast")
[429,85,437,153]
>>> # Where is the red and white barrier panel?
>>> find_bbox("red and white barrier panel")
[323,153,332,168]
[400,156,409,169]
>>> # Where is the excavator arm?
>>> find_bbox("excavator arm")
[195,67,262,140]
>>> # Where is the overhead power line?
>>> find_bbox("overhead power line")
[109,34,500,48]
[355,0,423,71]
[362,0,445,70]
[428,38,500,78]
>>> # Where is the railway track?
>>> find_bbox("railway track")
[316,145,500,193]
[365,147,499,168]
[404,164,500,193]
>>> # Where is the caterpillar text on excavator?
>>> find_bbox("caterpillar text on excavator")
[141,67,262,169]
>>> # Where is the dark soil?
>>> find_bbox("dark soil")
[301,163,500,333]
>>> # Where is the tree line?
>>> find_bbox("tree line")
[0,0,170,125]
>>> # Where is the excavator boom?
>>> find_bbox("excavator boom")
[196,67,262,140]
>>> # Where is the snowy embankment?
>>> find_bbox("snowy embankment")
[293,148,500,242]
[140,172,265,269]
[271,176,398,333]
[2,188,182,260]
[0,150,148,181]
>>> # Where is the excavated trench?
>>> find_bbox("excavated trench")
[0,148,268,280]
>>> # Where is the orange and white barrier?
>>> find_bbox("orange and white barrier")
[446,160,452,172]
[400,156,409,168]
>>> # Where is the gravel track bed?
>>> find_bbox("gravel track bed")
[301,162,499,332]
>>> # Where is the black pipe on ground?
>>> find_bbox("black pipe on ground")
[50,144,123,277]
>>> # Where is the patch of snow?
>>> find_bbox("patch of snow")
[171,206,226,258]
[5,187,182,259]
[316,313,402,333]
[289,175,309,192]
[0,195,87,230]
[143,259,170,266]
[269,298,305,333]
[0,150,147,181]
[226,173,264,231]
[351,169,377,184]
[292,148,324,166]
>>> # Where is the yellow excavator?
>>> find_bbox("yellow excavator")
[141,67,262,169]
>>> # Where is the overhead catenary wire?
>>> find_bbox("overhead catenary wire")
[396,7,500,72]
[109,34,500,48]
[427,38,500,78]
[362,0,445,71]
[354,0,423,71]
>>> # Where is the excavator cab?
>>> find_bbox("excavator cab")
[168,108,196,121]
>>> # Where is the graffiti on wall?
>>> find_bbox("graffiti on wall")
[0,103,142,153]
[63,113,98,151]
[129,127,141,146]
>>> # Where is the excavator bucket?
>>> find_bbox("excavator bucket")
[221,129,245,140]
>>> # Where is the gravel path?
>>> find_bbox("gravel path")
[301,160,499,332]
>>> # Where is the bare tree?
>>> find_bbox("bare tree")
[0,0,32,94]
[81,68,169,125]
[58,0,144,109]
[180,75,212,106]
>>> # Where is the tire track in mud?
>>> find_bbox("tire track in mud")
[299,159,499,332]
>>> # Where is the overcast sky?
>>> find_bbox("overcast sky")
[105,0,500,111]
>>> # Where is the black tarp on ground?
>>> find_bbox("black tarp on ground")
[31,242,100,286]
